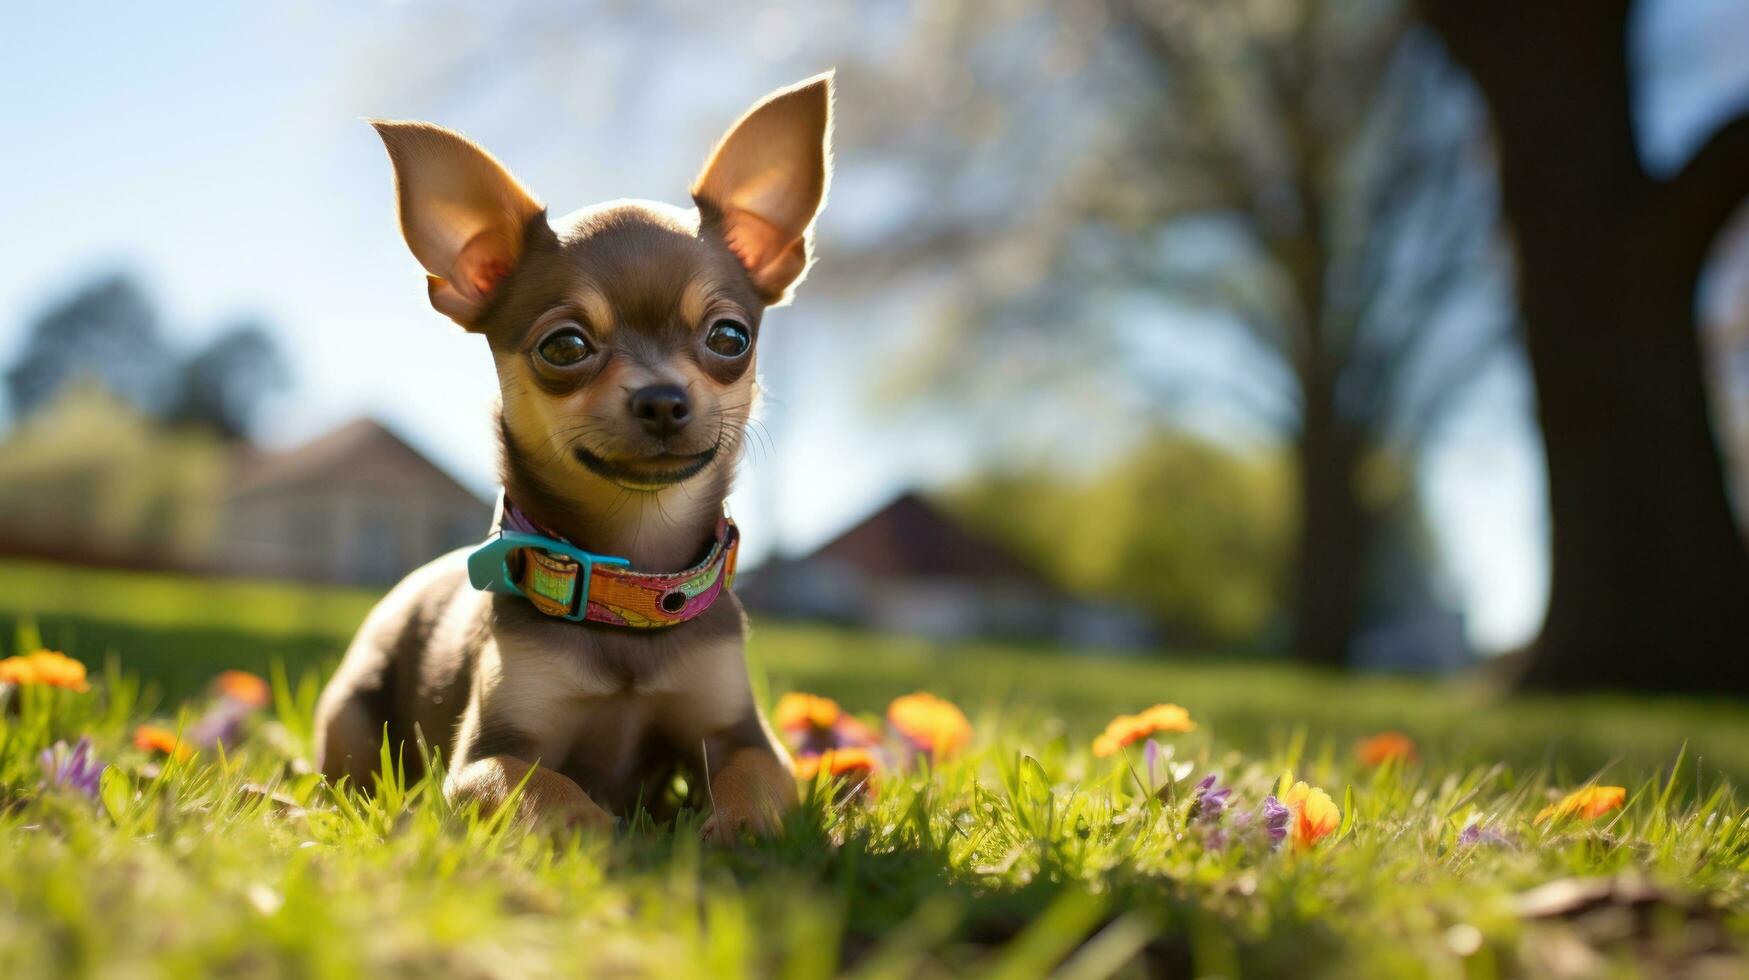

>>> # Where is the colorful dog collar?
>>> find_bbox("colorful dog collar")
[466,496,739,628]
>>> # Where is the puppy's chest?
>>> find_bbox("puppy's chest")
[488,602,751,739]
[487,614,750,808]
[502,620,697,698]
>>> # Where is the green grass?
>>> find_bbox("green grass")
[0,558,379,638]
[2,559,1749,976]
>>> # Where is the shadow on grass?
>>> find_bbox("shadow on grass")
[599,806,1339,975]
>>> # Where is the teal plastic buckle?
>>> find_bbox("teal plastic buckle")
[466,531,632,623]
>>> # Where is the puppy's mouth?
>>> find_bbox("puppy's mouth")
[572,444,718,490]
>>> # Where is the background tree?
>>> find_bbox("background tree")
[947,431,1292,650]
[4,274,177,423]
[836,0,1513,665]
[4,273,291,443]
[1422,1,1749,693]
[167,321,291,441]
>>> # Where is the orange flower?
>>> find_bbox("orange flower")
[1355,732,1417,766]
[1281,779,1340,850]
[775,692,843,732]
[793,747,879,781]
[1535,785,1626,824]
[887,692,973,757]
[133,725,194,761]
[214,670,271,709]
[1092,703,1195,757]
[774,692,879,756]
[0,657,32,686]
[0,650,90,692]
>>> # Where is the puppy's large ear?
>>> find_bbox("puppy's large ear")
[692,73,833,305]
[370,121,544,328]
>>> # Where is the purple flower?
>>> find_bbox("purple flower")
[1196,789,1287,853]
[1458,822,1516,849]
[188,698,252,749]
[1190,773,1232,823]
[1140,738,1194,799]
[1260,795,1290,846]
[39,737,104,799]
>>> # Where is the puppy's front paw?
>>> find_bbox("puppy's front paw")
[700,804,781,845]
[529,797,615,838]
[699,747,797,844]
[510,791,615,840]
[699,813,729,843]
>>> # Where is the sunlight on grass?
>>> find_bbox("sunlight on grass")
[2,622,1747,976]
[2,563,1748,974]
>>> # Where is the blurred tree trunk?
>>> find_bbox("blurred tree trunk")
[1424,1,1749,692]
[1103,3,1499,669]
[1278,151,1377,668]
[1294,372,1373,667]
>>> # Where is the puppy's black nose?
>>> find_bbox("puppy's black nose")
[629,384,692,438]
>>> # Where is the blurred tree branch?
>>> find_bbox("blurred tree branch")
[4,273,292,441]
[828,0,1514,665]
[1663,111,1749,272]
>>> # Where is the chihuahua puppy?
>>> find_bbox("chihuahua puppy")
[313,74,833,840]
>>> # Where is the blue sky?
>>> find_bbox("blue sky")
[3,0,1747,653]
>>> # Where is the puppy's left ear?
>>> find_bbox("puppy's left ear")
[692,72,834,306]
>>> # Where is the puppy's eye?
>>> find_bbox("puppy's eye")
[705,320,751,358]
[537,328,593,367]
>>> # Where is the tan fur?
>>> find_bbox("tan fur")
[316,74,832,841]
[449,754,615,834]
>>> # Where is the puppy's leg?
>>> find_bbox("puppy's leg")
[699,716,797,843]
[315,689,384,793]
[446,755,614,833]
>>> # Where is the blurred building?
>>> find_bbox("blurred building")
[217,419,489,585]
[739,492,1155,649]
[0,392,488,586]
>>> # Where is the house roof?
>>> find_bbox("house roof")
[790,491,1057,590]
[229,418,486,507]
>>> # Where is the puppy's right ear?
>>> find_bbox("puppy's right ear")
[370,121,544,328]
